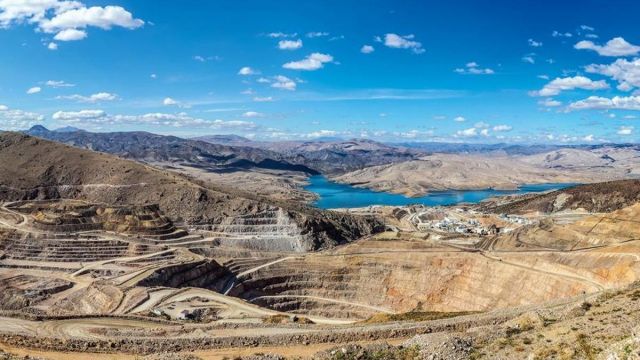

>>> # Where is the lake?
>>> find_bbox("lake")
[305,175,577,209]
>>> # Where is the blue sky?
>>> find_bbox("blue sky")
[1,0,640,143]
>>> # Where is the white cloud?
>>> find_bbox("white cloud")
[585,58,640,91]
[617,126,634,135]
[528,39,542,47]
[305,129,337,138]
[253,96,273,102]
[39,5,144,33]
[531,76,609,97]
[455,127,477,137]
[537,74,550,80]
[492,124,513,132]
[242,111,264,118]
[52,109,258,130]
[568,95,640,111]
[0,105,44,130]
[538,98,562,107]
[53,28,86,41]
[382,33,425,54]
[454,62,494,75]
[278,39,302,50]
[45,80,74,88]
[238,66,258,75]
[26,86,41,94]
[306,31,329,38]
[270,75,296,91]
[163,97,179,106]
[574,37,640,57]
[453,116,466,122]
[267,32,297,38]
[582,134,595,142]
[52,109,106,121]
[56,92,118,103]
[283,52,333,71]
[580,25,595,32]
[360,44,374,54]
[552,31,572,38]
[0,1,143,47]
[522,55,535,64]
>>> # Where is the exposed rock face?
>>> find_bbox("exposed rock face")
[136,260,231,292]
[0,133,382,250]
[483,179,640,214]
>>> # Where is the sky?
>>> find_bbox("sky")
[1,0,640,143]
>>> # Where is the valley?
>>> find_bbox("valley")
[1,131,640,359]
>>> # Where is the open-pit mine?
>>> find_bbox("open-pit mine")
[1,132,640,360]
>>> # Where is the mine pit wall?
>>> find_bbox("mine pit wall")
[136,260,232,293]
[227,253,602,318]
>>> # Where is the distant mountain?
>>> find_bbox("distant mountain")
[53,126,84,133]
[24,126,317,175]
[193,134,253,146]
[196,137,424,174]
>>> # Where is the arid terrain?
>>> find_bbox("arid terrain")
[1,131,640,359]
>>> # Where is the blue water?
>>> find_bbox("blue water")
[305,175,577,209]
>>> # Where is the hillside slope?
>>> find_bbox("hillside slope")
[0,132,382,249]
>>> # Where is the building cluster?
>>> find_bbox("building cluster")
[416,216,498,235]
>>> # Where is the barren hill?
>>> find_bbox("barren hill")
[196,137,422,174]
[25,126,317,174]
[0,132,381,249]
[332,154,625,197]
[482,179,640,214]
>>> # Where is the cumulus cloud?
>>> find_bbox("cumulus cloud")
[270,75,296,91]
[0,1,143,48]
[0,104,44,130]
[568,95,640,111]
[531,76,609,97]
[253,96,273,102]
[56,92,118,103]
[454,116,466,122]
[454,62,494,75]
[238,66,258,75]
[574,37,640,57]
[381,33,425,54]
[52,109,106,121]
[52,109,258,130]
[278,38,302,50]
[360,45,374,54]
[305,129,338,138]
[163,97,178,106]
[26,86,41,94]
[283,52,333,71]
[492,124,513,132]
[455,127,478,137]
[585,58,640,91]
[53,28,86,41]
[618,126,634,135]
